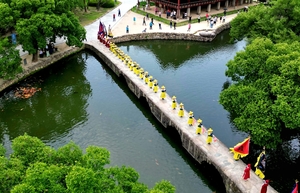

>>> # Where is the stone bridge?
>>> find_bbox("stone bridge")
[85,40,278,193]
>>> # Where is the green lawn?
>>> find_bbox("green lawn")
[74,3,120,26]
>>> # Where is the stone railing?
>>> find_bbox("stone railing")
[111,23,231,44]
[0,46,83,93]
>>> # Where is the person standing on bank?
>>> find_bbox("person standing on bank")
[133,16,136,24]
[222,15,226,23]
[151,17,154,25]
[187,23,191,32]
[118,8,121,17]
[174,21,176,30]
[198,15,200,23]
[126,25,129,33]
[143,17,146,26]
[170,20,172,28]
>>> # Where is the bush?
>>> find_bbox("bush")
[88,0,115,8]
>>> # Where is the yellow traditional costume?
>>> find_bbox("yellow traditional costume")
[196,119,202,134]
[160,86,166,100]
[153,79,158,93]
[206,128,213,144]
[187,111,194,126]
[178,103,184,117]
[171,96,177,110]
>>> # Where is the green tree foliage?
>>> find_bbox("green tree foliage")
[5,0,86,62]
[0,2,14,33]
[2,134,176,192]
[0,144,5,156]
[89,0,115,9]
[220,38,300,148]
[229,1,300,43]
[0,38,22,79]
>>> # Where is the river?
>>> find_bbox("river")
[0,30,299,192]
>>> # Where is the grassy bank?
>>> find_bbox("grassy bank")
[74,2,121,26]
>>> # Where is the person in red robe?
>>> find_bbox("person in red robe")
[291,179,298,193]
[261,179,269,193]
[242,164,251,180]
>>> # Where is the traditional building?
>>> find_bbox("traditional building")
[150,0,254,18]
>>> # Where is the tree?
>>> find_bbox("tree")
[219,38,300,148]
[229,1,300,43]
[0,2,14,34]
[3,134,176,192]
[0,38,22,79]
[7,0,86,62]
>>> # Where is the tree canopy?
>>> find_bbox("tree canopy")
[0,0,86,62]
[220,38,300,148]
[0,134,175,193]
[229,0,300,43]
[220,0,300,148]
[0,38,22,79]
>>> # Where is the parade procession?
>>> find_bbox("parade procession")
[96,19,298,193]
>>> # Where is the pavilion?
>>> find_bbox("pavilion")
[149,0,254,18]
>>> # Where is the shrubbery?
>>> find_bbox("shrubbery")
[89,0,115,8]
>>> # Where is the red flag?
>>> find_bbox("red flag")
[292,182,298,193]
[234,137,250,155]
[98,21,104,37]
[230,137,250,158]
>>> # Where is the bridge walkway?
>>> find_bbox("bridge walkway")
[85,40,278,193]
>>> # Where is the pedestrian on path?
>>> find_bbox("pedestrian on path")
[170,20,172,28]
[210,20,214,28]
[149,22,153,30]
[126,25,129,33]
[159,23,162,30]
[222,16,226,23]
[220,16,222,23]
[198,15,200,23]
[118,9,121,17]
[173,21,176,30]
[187,23,191,32]
[151,18,154,25]
[143,17,146,25]
[133,16,136,24]
[260,180,269,193]
[113,14,116,21]
[146,13,149,20]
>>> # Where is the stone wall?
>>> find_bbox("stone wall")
[0,46,83,93]
[110,23,231,43]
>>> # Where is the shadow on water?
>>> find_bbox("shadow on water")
[88,50,227,193]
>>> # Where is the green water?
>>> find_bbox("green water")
[0,30,299,192]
